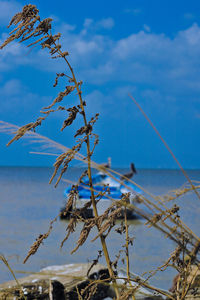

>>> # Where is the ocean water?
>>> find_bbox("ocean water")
[0,167,200,291]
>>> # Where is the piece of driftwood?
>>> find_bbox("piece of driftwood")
[2,263,200,299]
[0,263,111,300]
[0,263,172,300]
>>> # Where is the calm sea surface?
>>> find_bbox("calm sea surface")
[0,167,200,290]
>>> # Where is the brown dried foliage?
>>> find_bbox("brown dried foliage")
[44,86,76,110]
[49,143,82,187]
[71,218,96,254]
[24,216,57,263]
[92,207,122,242]
[61,106,79,131]
[7,117,46,146]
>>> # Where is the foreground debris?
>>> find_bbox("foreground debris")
[0,263,170,300]
[0,263,112,300]
[6,263,200,299]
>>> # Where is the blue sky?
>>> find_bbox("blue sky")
[0,0,200,168]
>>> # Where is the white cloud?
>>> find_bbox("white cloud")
[60,23,76,32]
[1,14,200,120]
[85,85,137,119]
[0,0,22,26]
[31,23,200,119]
[124,8,142,15]
[0,78,22,96]
[112,31,170,61]
[143,24,151,32]
[83,18,93,29]
[0,79,51,120]
[81,17,114,35]
[73,39,101,55]
[177,23,200,45]
[183,13,195,20]
[85,90,107,115]
[96,18,114,29]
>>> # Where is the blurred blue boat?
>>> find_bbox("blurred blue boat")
[61,164,144,219]
[64,172,142,200]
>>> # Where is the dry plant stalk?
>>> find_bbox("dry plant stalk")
[0,254,25,298]
[0,4,120,298]
[1,4,200,300]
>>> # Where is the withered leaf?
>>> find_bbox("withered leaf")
[61,106,79,131]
